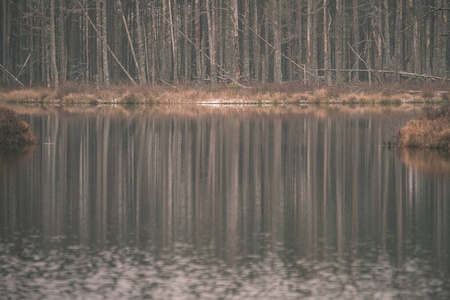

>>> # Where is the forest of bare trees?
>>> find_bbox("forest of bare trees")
[0,0,449,88]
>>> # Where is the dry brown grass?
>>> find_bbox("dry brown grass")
[0,89,56,102]
[397,105,450,151]
[1,81,450,105]
[0,106,37,151]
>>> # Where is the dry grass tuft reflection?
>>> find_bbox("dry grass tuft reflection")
[399,148,450,176]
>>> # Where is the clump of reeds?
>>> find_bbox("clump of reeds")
[397,105,450,151]
[0,107,37,151]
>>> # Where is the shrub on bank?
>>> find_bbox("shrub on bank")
[0,107,37,150]
[397,106,450,151]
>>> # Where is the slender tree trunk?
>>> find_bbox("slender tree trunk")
[306,0,316,80]
[50,0,59,89]
[59,0,66,83]
[335,0,344,83]
[372,1,383,75]
[96,0,102,84]
[272,1,282,83]
[102,0,109,86]
[2,0,11,80]
[231,0,240,81]
[85,0,90,81]
[262,10,270,82]
[394,0,403,80]
[206,0,217,82]
[252,0,261,81]
[168,0,178,82]
[136,0,146,84]
[352,0,360,82]
[184,0,190,81]
[411,0,420,74]
[383,0,393,79]
[435,0,446,76]
[243,0,250,81]
[425,9,432,75]
[195,0,202,82]
[324,0,331,86]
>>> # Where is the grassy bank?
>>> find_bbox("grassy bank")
[0,107,37,151]
[1,81,449,105]
[397,105,450,152]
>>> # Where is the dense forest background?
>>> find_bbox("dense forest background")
[0,0,449,88]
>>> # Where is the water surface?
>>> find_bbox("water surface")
[1,106,449,299]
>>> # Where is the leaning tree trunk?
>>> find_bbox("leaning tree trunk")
[136,0,147,84]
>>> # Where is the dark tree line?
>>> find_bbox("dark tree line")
[0,0,449,88]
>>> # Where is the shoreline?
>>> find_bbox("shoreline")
[1,81,450,106]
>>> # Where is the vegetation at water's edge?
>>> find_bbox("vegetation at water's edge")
[0,107,37,151]
[397,105,450,152]
[1,81,450,105]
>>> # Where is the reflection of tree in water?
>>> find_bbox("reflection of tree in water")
[1,109,449,276]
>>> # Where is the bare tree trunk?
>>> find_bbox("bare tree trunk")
[394,0,403,80]
[335,0,344,83]
[425,10,432,75]
[2,0,11,81]
[272,1,282,83]
[206,0,217,82]
[96,0,102,84]
[262,10,269,82]
[242,0,250,81]
[324,0,331,86]
[383,0,393,79]
[136,0,147,84]
[372,1,383,75]
[168,0,178,82]
[184,0,190,81]
[195,0,202,82]
[85,0,90,81]
[102,0,109,86]
[434,0,447,77]
[252,0,261,81]
[59,0,66,83]
[231,0,240,81]
[411,0,420,74]
[352,0,360,82]
[50,0,59,89]
[306,0,316,80]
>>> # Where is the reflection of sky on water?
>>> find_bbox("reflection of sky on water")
[0,107,449,298]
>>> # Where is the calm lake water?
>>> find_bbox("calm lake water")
[1,105,449,299]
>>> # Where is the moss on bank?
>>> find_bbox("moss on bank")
[397,106,450,151]
[0,107,37,151]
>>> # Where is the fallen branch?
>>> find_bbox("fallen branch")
[0,64,25,87]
